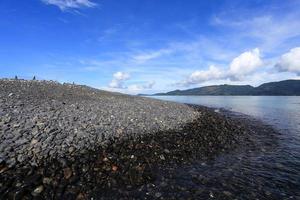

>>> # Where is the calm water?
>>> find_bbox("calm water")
[151,96,300,199]
[152,96,300,144]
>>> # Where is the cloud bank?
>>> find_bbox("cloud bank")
[179,48,264,86]
[108,72,155,93]
[228,48,263,80]
[276,47,300,75]
[109,72,130,89]
[180,65,224,86]
[42,0,97,10]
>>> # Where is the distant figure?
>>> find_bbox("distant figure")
[15,76,18,80]
[33,76,36,80]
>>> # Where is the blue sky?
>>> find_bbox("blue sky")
[1,0,300,94]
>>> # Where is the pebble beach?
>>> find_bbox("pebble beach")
[0,79,266,199]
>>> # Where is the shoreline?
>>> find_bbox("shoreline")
[0,80,279,199]
[0,105,277,199]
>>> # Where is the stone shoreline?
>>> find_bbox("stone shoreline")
[0,79,252,199]
[0,79,197,168]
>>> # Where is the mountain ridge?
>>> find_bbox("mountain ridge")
[150,79,300,96]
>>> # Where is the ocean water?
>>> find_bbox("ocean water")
[150,96,300,199]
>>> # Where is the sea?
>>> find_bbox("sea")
[150,96,300,199]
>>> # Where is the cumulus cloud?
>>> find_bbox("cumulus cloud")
[179,65,225,86]
[228,48,263,80]
[275,47,300,75]
[42,0,97,10]
[108,72,155,93]
[109,72,130,88]
[178,48,264,86]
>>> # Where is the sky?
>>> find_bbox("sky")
[1,0,300,94]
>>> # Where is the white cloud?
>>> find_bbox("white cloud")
[113,71,130,80]
[108,72,155,93]
[109,72,130,88]
[179,65,225,86]
[276,47,300,75]
[42,0,97,10]
[178,48,263,86]
[229,48,263,80]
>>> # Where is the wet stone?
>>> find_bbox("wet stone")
[63,167,73,179]
[42,177,52,185]
[0,79,269,199]
[31,185,44,196]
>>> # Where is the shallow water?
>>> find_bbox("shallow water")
[150,96,300,199]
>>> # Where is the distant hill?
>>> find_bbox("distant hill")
[152,80,300,96]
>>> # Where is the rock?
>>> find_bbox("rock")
[0,79,198,170]
[76,193,86,200]
[223,191,232,196]
[31,185,44,196]
[164,149,170,154]
[155,192,162,198]
[42,177,52,185]
[7,157,16,167]
[116,128,123,136]
[17,154,25,162]
[12,188,27,200]
[31,128,39,136]
[3,115,11,123]
[265,191,272,196]
[0,79,267,199]
[15,138,28,146]
[63,167,73,179]
[0,165,8,173]
[30,139,38,145]
[82,166,88,173]
[13,123,20,128]
[68,147,75,153]
[159,155,166,160]
[112,165,118,172]
[160,182,168,187]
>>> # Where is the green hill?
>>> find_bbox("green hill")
[153,80,300,96]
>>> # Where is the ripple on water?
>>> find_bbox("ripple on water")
[151,109,300,199]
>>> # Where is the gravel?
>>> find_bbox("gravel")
[0,79,249,199]
[0,79,198,168]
